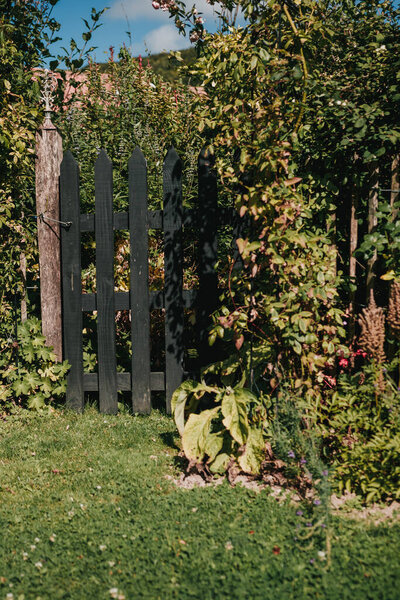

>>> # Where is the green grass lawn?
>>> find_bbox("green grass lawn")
[0,408,399,600]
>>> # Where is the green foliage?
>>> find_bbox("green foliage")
[0,1,56,342]
[161,0,400,505]
[358,196,400,277]
[171,380,266,474]
[56,48,201,214]
[97,47,197,83]
[295,0,400,285]
[317,365,400,503]
[0,318,69,413]
[162,0,346,402]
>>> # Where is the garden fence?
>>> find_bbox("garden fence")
[59,146,238,415]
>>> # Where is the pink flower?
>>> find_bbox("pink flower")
[354,349,367,358]
[338,358,349,368]
[152,1,160,9]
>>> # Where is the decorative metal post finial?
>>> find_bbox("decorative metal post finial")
[40,69,57,125]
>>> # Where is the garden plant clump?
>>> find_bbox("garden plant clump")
[162,0,400,504]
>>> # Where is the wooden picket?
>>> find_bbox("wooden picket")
[60,150,84,411]
[129,147,151,414]
[197,147,218,367]
[95,150,117,414]
[59,146,237,414]
[163,147,184,413]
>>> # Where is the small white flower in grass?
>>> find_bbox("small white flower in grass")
[318,550,326,561]
[225,541,233,551]
[96,485,102,490]
[22,552,28,560]
[34,537,40,543]
[108,561,115,567]
[109,588,118,598]
[30,545,36,551]
[6,593,14,599]
[49,535,56,543]
[99,545,107,551]
[35,561,43,569]
[336,100,342,105]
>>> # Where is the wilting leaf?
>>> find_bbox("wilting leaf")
[221,388,249,445]
[172,380,217,436]
[205,431,225,462]
[209,452,231,474]
[182,407,220,462]
[238,427,265,474]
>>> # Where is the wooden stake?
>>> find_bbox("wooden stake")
[20,251,27,322]
[35,117,63,360]
[349,189,358,339]
[366,164,379,301]
[391,155,399,219]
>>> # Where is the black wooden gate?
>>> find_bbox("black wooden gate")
[59,146,221,414]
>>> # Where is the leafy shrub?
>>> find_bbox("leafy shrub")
[317,364,400,503]
[171,380,266,474]
[159,0,400,506]
[0,318,69,413]
[56,47,201,213]
[172,378,328,485]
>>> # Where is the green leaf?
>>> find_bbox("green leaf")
[209,452,231,474]
[250,55,258,71]
[238,428,265,474]
[172,380,197,436]
[381,271,396,281]
[27,394,46,411]
[205,431,224,462]
[172,380,217,436]
[182,407,220,462]
[221,388,249,446]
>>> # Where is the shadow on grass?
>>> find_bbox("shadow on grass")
[160,430,180,451]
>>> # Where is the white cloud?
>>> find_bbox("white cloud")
[108,0,223,22]
[143,23,188,54]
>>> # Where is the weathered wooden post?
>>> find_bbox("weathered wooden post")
[391,155,399,218]
[349,154,360,340]
[35,71,63,360]
[366,163,379,301]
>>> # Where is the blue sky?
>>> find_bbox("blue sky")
[49,0,232,62]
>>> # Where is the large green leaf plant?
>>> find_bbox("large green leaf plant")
[172,381,265,474]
